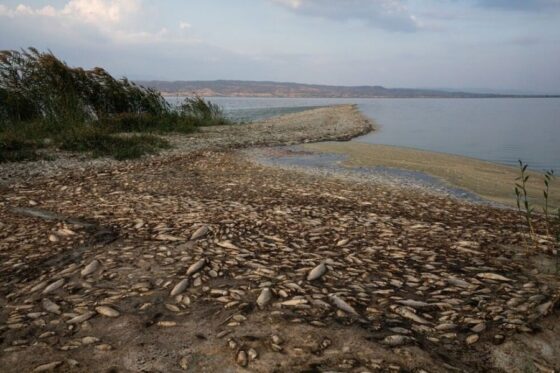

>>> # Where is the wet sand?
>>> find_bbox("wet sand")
[303,141,560,209]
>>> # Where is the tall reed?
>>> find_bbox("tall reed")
[0,48,232,161]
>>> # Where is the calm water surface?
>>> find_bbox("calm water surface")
[168,97,560,170]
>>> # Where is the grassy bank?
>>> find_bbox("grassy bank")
[0,48,231,162]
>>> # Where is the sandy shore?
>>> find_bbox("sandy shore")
[303,141,560,209]
[0,105,559,372]
[0,104,372,185]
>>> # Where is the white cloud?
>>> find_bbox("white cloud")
[179,21,192,30]
[60,0,140,25]
[0,1,197,45]
[272,0,420,31]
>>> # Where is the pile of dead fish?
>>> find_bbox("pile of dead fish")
[0,150,558,371]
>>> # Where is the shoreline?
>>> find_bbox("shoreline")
[301,141,560,209]
[0,104,373,185]
[2,102,557,210]
[1,105,559,372]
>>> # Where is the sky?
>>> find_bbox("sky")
[0,0,559,93]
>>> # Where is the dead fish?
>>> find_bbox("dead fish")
[328,294,359,316]
[67,312,95,324]
[170,279,189,296]
[537,301,553,316]
[447,277,471,288]
[33,361,63,372]
[471,323,486,333]
[187,259,206,276]
[281,298,308,306]
[81,260,100,276]
[382,335,412,347]
[155,234,184,241]
[397,299,431,308]
[30,281,48,293]
[42,279,65,294]
[336,239,350,247]
[42,298,61,315]
[307,262,326,281]
[95,306,120,317]
[257,288,272,308]
[391,305,430,325]
[217,241,239,250]
[466,334,479,345]
[476,273,512,282]
[435,323,457,331]
[82,336,100,345]
[191,225,209,240]
[165,304,181,312]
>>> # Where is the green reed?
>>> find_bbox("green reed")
[0,48,231,161]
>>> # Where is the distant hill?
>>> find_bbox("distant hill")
[135,80,559,98]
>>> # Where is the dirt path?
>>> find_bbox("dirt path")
[0,151,558,372]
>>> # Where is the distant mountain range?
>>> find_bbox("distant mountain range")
[136,80,559,98]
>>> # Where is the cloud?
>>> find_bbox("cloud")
[0,1,195,44]
[179,21,192,30]
[271,0,420,32]
[474,0,560,11]
[60,0,140,25]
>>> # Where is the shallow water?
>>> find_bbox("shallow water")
[166,96,560,171]
[248,146,493,205]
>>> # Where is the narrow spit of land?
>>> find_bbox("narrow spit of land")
[0,105,558,372]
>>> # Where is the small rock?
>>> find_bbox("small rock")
[271,335,284,345]
[236,350,248,367]
[179,356,189,370]
[257,288,272,308]
[248,348,258,361]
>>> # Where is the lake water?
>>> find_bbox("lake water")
[167,97,560,171]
